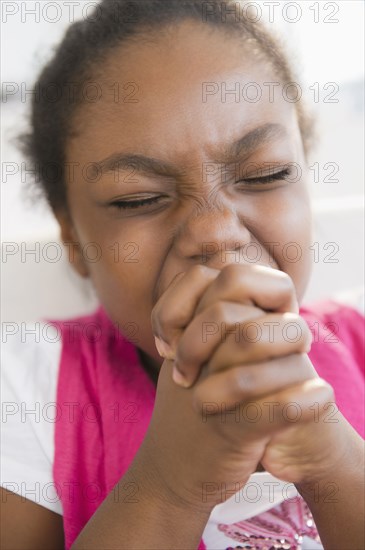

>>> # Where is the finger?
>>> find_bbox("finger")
[195,264,299,317]
[175,302,265,385]
[193,353,318,409]
[205,312,312,375]
[152,265,220,359]
[252,378,334,434]
[195,376,333,437]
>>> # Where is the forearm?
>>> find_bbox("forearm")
[296,430,365,550]
[70,443,211,550]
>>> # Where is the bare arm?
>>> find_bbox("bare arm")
[0,488,65,550]
[71,440,211,550]
[297,421,365,550]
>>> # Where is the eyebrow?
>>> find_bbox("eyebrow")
[219,122,287,163]
[98,152,181,178]
[97,123,287,178]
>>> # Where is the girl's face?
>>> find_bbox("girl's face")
[61,20,312,365]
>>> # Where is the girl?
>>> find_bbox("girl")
[1,1,364,549]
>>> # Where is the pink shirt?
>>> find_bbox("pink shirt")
[51,300,364,549]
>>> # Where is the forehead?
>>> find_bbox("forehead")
[68,20,301,164]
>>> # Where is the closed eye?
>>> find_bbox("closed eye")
[111,195,164,210]
[110,167,292,210]
[238,167,292,185]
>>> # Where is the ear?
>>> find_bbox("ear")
[55,210,89,278]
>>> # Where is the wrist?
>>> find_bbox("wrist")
[132,435,214,519]
[295,420,364,506]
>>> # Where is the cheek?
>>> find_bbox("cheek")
[86,254,156,351]
[67,186,167,338]
[86,240,155,302]
[250,187,313,301]
[277,201,313,302]
[79,226,166,335]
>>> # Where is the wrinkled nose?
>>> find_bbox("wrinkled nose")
[172,202,251,270]
[153,198,268,305]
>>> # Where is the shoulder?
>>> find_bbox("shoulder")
[1,321,62,514]
[51,306,125,354]
[0,307,114,517]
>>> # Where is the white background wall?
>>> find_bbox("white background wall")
[1,0,364,321]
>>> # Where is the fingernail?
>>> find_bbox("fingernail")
[172,364,190,388]
[154,336,175,360]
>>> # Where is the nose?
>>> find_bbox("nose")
[172,201,251,270]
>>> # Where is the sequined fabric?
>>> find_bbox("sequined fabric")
[220,497,321,550]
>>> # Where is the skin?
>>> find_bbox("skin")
[2,19,364,550]
[61,20,313,368]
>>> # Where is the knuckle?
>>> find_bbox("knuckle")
[297,318,312,348]
[303,379,336,410]
[221,263,249,282]
[239,319,260,345]
[276,270,295,294]
[151,302,172,336]
[232,368,256,397]
[281,313,309,346]
[208,301,231,325]
[158,309,174,332]
[189,263,211,280]
[319,379,336,401]
[296,353,315,375]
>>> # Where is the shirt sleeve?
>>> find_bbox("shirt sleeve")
[1,322,63,515]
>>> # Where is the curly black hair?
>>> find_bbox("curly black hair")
[20,0,314,213]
